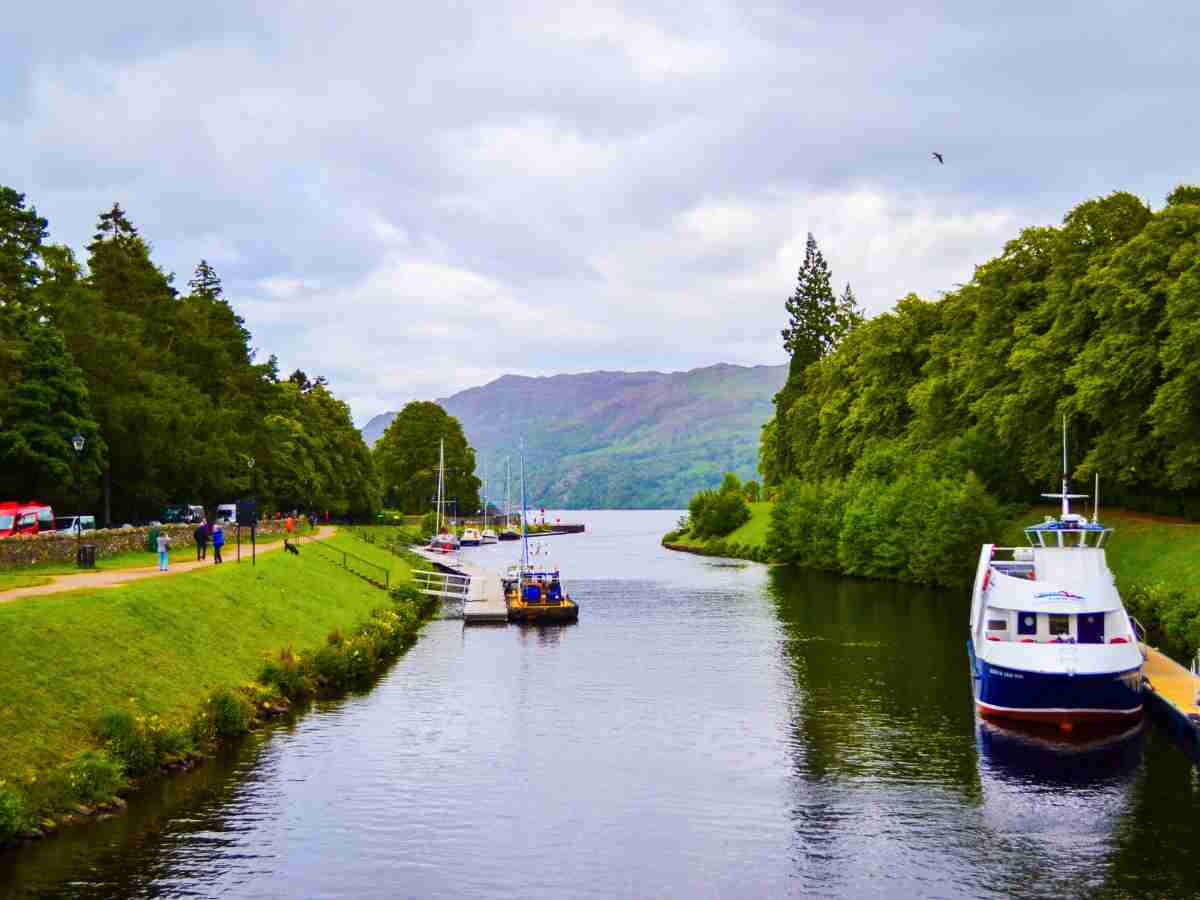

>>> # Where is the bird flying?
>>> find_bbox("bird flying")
[932,151,944,164]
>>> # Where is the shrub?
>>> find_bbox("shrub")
[57,751,126,805]
[0,781,30,840]
[208,688,253,738]
[259,646,315,700]
[98,708,158,775]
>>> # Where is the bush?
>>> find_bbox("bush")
[259,646,315,700]
[688,474,752,539]
[57,751,126,805]
[0,781,31,840]
[98,708,158,775]
[1123,581,1200,663]
[208,688,253,738]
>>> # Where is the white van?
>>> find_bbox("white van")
[216,503,237,524]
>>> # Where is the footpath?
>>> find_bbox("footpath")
[0,526,337,604]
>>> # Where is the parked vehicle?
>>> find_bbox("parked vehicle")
[54,515,97,535]
[216,503,237,524]
[162,504,205,524]
[0,501,55,538]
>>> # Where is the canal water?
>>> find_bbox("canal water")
[3,510,1199,899]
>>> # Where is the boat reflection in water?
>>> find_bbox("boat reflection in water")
[974,714,1144,889]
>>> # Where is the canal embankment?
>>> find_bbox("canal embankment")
[665,503,1200,663]
[0,530,433,846]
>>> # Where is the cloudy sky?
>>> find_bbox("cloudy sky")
[3,2,1196,423]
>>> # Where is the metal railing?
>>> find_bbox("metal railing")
[306,539,390,590]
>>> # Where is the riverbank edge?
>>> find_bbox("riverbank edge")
[663,504,1200,666]
[0,543,437,851]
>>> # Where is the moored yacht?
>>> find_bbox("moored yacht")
[967,421,1143,728]
[460,527,481,547]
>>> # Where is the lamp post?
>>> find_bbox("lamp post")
[245,457,256,565]
[71,432,85,556]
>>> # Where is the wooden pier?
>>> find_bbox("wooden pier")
[1141,643,1200,757]
[410,548,508,624]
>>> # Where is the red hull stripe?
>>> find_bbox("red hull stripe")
[977,700,1142,723]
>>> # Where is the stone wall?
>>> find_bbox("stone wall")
[0,518,308,569]
[0,525,194,568]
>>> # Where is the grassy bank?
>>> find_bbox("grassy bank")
[664,501,1200,663]
[662,501,772,562]
[0,529,426,839]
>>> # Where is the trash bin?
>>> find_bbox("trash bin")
[77,543,97,569]
[146,526,160,553]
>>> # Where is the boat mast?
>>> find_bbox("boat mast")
[482,456,488,532]
[520,442,529,573]
[437,438,445,533]
[505,457,511,529]
[1061,414,1069,519]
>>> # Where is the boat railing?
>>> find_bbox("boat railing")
[1023,524,1111,549]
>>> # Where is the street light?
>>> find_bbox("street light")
[71,432,85,558]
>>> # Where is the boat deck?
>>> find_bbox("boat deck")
[1141,644,1200,753]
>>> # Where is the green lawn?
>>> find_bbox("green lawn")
[666,501,772,558]
[0,529,412,786]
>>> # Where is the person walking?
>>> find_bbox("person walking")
[212,523,225,564]
[194,519,209,560]
[157,529,171,572]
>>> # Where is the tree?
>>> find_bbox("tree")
[188,259,223,299]
[781,234,862,375]
[744,480,761,502]
[373,402,481,514]
[0,320,101,503]
[0,188,47,307]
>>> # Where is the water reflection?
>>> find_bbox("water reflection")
[4,512,1200,899]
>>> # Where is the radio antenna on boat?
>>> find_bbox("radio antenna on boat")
[1095,472,1101,523]
[1042,414,1088,519]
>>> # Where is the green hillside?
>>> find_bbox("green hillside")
[362,363,787,508]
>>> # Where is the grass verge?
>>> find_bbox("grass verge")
[662,501,773,562]
[0,529,432,843]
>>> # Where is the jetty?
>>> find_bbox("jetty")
[1141,644,1200,756]
[410,548,508,624]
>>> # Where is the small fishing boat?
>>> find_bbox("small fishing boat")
[505,446,578,623]
[967,418,1143,729]
[429,529,460,554]
[460,527,481,547]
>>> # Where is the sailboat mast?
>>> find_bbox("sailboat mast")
[437,439,445,533]
[482,456,488,531]
[520,443,529,572]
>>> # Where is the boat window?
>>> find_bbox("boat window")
[0,514,12,529]
[1017,613,1037,636]
[1048,614,1070,636]
[986,619,1007,631]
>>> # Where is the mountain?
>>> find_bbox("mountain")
[361,363,788,508]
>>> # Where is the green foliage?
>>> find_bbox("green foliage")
[0,187,380,523]
[764,185,1200,518]
[207,688,253,739]
[97,708,158,775]
[743,480,761,502]
[56,750,126,805]
[688,473,752,538]
[373,401,481,514]
[0,780,31,839]
[1121,581,1200,664]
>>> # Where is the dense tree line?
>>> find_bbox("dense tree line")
[0,186,380,523]
[758,186,1200,584]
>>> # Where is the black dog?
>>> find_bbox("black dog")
[284,539,300,556]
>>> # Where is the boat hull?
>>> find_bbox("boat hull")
[968,640,1143,725]
[460,539,480,547]
[507,601,579,624]
[498,532,520,542]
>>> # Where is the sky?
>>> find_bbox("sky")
[3,1,1197,424]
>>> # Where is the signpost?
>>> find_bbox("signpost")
[237,497,257,565]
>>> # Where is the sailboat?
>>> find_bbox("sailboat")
[481,457,498,544]
[427,439,460,555]
[504,445,578,623]
[498,456,520,541]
